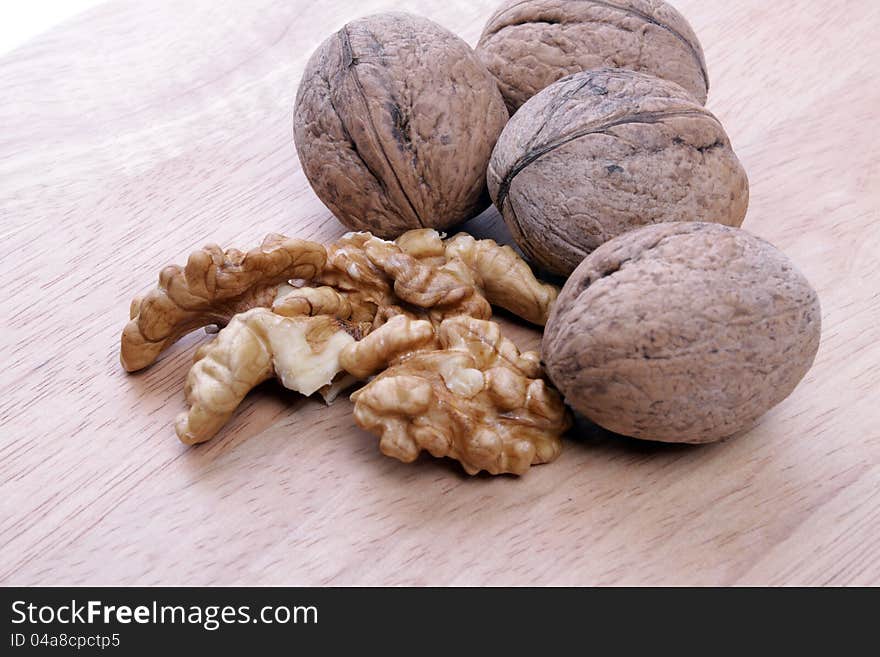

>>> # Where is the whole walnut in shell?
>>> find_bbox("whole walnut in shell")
[487,68,749,275]
[542,222,821,443]
[477,0,708,113]
[294,12,509,238]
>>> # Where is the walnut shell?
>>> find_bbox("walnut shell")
[476,0,708,114]
[487,68,749,275]
[542,222,822,443]
[293,12,509,238]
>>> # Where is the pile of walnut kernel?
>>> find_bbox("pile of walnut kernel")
[121,229,569,475]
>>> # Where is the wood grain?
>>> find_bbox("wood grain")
[1,0,878,586]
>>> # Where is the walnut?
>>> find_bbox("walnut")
[394,228,446,262]
[444,233,557,325]
[272,284,375,335]
[314,231,397,325]
[339,314,438,379]
[476,0,708,114]
[362,236,493,323]
[293,12,509,237]
[120,235,326,372]
[272,284,353,319]
[350,316,570,475]
[487,68,749,275]
[437,315,543,378]
[121,228,555,379]
[175,309,358,445]
[317,232,392,301]
[122,227,562,450]
[542,222,822,444]
[361,229,558,325]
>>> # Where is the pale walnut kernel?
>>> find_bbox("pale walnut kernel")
[350,316,570,475]
[175,308,357,445]
[120,235,326,372]
[272,284,353,319]
[394,228,447,262]
[339,315,438,379]
[444,233,558,325]
[363,236,492,323]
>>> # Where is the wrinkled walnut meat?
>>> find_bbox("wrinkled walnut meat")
[176,308,359,445]
[122,228,564,473]
[444,233,557,325]
[361,231,558,325]
[120,235,326,372]
[363,236,493,323]
[340,315,438,380]
[314,231,397,313]
[349,316,570,475]
[121,228,556,373]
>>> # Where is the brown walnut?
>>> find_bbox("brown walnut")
[350,316,569,475]
[175,309,359,445]
[293,12,509,238]
[120,235,326,372]
[542,222,822,443]
[476,0,708,114]
[487,68,749,275]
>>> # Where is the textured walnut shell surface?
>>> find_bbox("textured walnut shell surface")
[487,68,749,275]
[543,222,821,443]
[477,0,708,113]
[294,12,509,238]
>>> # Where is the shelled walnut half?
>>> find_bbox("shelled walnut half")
[175,308,361,445]
[121,235,326,372]
[349,316,570,475]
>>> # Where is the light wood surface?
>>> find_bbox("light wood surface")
[1,0,878,586]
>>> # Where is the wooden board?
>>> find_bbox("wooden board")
[1,0,878,586]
